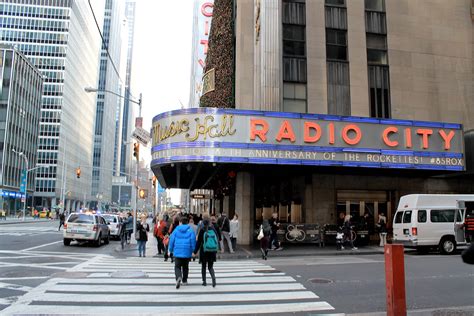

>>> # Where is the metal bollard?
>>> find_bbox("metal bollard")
[384,244,407,316]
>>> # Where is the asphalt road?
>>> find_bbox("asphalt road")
[1,220,473,315]
[266,252,474,314]
[0,220,120,310]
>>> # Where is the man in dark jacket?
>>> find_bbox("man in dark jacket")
[269,212,282,250]
[169,216,196,289]
[217,213,234,254]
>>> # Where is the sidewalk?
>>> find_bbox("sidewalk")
[0,217,53,225]
[115,236,385,259]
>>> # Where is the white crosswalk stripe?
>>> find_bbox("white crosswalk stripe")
[2,255,335,315]
[0,226,61,237]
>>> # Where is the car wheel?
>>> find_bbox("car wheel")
[94,234,102,247]
[439,237,456,255]
[63,238,71,246]
[104,233,110,245]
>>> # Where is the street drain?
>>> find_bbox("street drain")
[252,270,281,273]
[308,278,333,284]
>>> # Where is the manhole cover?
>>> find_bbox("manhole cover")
[110,271,147,278]
[252,269,281,273]
[308,278,333,284]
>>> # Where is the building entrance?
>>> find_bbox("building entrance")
[336,190,394,239]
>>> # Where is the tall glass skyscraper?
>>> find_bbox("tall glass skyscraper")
[119,0,137,182]
[0,0,104,211]
[91,0,125,208]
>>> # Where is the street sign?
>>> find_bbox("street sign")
[132,127,151,146]
[20,169,27,194]
[191,194,209,199]
[135,117,143,128]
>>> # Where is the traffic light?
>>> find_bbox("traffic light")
[152,176,156,188]
[76,167,81,178]
[133,143,140,161]
[139,188,146,199]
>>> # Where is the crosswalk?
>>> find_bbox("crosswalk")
[0,226,61,237]
[3,255,336,315]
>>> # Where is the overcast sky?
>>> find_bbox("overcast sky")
[132,0,194,131]
[131,0,195,203]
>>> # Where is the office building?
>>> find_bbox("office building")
[0,45,42,216]
[91,0,126,208]
[119,0,137,182]
[0,0,105,211]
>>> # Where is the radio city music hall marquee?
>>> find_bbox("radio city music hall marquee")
[151,109,465,171]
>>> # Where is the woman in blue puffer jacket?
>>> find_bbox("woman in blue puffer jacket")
[168,216,196,289]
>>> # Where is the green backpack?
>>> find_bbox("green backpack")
[203,228,218,252]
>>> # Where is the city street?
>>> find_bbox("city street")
[1,220,473,315]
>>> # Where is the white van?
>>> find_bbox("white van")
[392,194,474,254]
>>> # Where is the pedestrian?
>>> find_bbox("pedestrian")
[193,217,218,287]
[210,215,222,249]
[377,213,387,247]
[136,214,150,257]
[259,218,272,260]
[217,213,234,253]
[153,214,166,255]
[189,217,198,235]
[166,215,180,263]
[125,212,134,244]
[269,212,282,251]
[343,215,358,250]
[168,216,196,289]
[58,212,65,231]
[229,213,239,251]
[463,210,474,242]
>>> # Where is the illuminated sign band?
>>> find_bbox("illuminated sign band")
[151,108,465,171]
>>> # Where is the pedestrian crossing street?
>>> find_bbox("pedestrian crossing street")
[0,226,61,237]
[3,255,336,315]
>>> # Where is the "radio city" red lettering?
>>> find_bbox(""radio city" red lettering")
[250,119,456,150]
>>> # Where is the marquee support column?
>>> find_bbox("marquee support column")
[235,172,254,245]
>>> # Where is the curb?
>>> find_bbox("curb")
[112,246,384,259]
[0,219,53,225]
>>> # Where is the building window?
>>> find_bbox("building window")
[325,0,350,115]
[365,0,389,118]
[326,29,347,61]
[368,66,390,118]
[325,0,345,6]
[365,0,385,12]
[283,0,307,112]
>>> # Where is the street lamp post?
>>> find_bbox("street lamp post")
[12,149,27,221]
[84,87,142,244]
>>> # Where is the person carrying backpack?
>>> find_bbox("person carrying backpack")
[193,215,218,287]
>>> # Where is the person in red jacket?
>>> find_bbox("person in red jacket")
[464,210,474,242]
[153,214,167,255]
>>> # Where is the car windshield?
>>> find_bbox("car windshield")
[67,214,95,224]
[103,215,117,223]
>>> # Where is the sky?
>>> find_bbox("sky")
[132,0,194,130]
[131,0,195,204]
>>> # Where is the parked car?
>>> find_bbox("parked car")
[103,214,122,239]
[63,212,110,247]
[392,194,474,254]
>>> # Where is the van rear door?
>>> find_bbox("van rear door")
[393,210,405,242]
[454,209,465,244]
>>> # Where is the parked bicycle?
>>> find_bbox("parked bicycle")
[286,224,306,242]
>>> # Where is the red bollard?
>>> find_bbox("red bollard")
[384,244,407,316]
